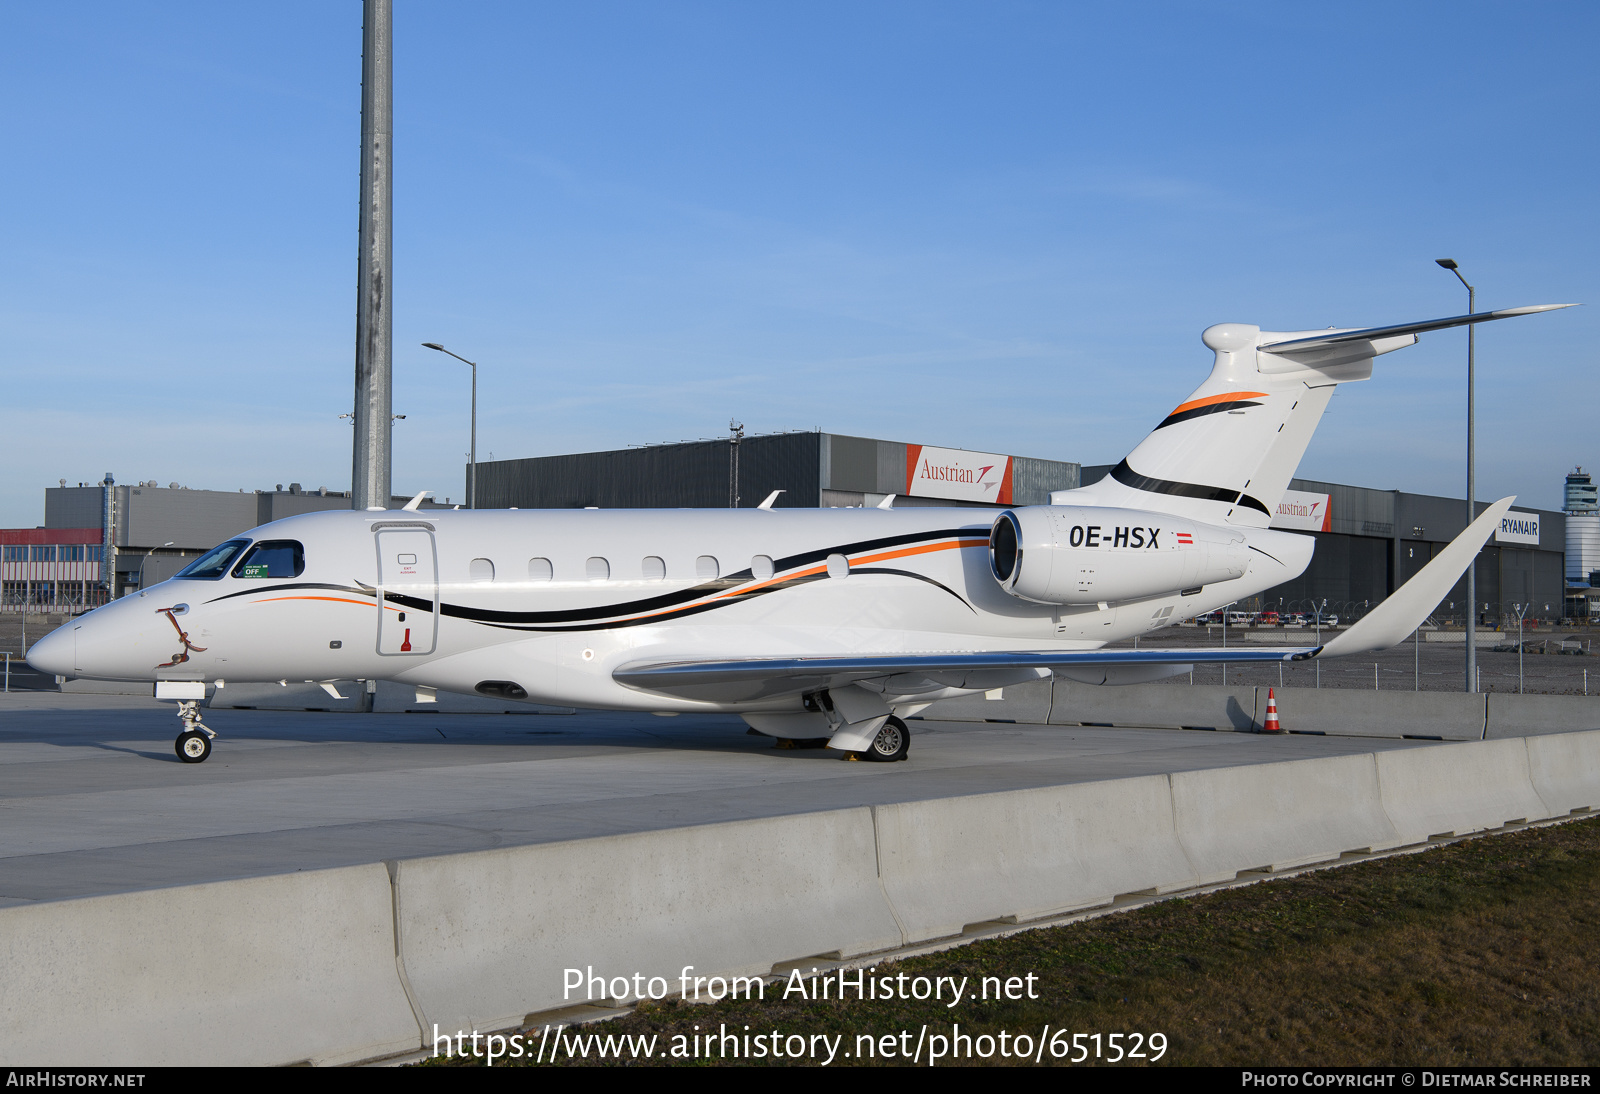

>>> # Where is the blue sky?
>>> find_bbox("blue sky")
[2,1,1594,527]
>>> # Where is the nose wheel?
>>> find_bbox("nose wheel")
[176,731,212,762]
[172,700,217,764]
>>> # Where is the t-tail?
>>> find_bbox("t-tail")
[1059,304,1576,525]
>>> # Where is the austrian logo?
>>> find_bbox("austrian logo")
[904,445,1013,504]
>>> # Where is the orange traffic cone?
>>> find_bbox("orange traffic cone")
[1263,687,1282,734]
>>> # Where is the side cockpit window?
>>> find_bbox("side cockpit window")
[174,539,251,580]
[231,540,305,579]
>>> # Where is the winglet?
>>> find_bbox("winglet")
[876,494,897,509]
[1320,496,1516,658]
[402,490,433,512]
[758,490,785,510]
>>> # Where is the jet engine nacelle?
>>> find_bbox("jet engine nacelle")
[989,505,1249,605]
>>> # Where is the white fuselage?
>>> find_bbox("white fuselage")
[36,505,1314,712]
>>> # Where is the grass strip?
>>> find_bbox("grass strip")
[424,815,1600,1067]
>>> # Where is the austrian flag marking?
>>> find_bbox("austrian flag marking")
[1176,533,1194,545]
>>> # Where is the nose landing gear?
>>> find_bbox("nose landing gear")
[172,700,216,764]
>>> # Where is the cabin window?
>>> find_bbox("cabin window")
[642,556,666,580]
[752,555,775,581]
[528,557,553,581]
[231,540,305,579]
[586,556,610,581]
[695,555,719,580]
[826,553,849,579]
[469,558,495,582]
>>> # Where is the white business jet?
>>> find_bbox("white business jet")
[28,304,1574,763]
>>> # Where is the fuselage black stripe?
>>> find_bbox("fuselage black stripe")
[1111,459,1271,516]
[197,527,988,627]
[1154,400,1262,430]
[203,581,371,604]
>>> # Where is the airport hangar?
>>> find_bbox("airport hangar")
[2,432,1568,625]
[3,478,456,608]
[474,430,1569,626]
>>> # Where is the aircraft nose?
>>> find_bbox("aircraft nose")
[26,624,74,678]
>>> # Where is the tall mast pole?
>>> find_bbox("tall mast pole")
[352,0,393,510]
[1465,280,1477,692]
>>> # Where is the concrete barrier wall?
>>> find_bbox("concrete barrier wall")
[59,679,162,695]
[873,775,1196,944]
[1049,680,1260,731]
[209,680,574,714]
[1171,754,1401,884]
[1524,729,1600,815]
[1268,687,1486,741]
[1376,738,1553,844]
[394,808,903,1034]
[1486,693,1600,739]
[918,677,1052,723]
[0,864,420,1067]
[926,681,1600,743]
[210,681,365,711]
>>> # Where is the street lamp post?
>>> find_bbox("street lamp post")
[138,542,174,591]
[422,343,477,508]
[1437,258,1477,692]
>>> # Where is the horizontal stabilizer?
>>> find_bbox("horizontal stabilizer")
[1258,305,1577,356]
[1320,496,1515,659]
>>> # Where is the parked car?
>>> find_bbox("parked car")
[1257,611,1280,626]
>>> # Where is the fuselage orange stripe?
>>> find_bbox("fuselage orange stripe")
[258,596,376,607]
[1167,390,1268,417]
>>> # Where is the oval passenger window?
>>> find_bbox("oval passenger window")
[586,557,610,581]
[469,558,495,582]
[695,555,719,580]
[826,553,849,579]
[528,557,553,581]
[642,556,666,580]
[751,555,775,580]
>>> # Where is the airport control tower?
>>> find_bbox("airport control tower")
[1564,467,1600,582]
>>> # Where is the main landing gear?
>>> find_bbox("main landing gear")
[172,700,216,764]
[857,716,910,762]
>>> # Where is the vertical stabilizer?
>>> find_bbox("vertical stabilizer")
[1056,304,1574,525]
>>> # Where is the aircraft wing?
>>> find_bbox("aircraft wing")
[613,646,1315,704]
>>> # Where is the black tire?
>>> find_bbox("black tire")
[860,716,910,762]
[176,731,212,763]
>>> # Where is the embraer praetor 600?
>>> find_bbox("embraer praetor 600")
[28,304,1576,762]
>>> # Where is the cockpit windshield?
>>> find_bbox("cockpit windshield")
[231,540,305,579]
[174,539,251,580]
